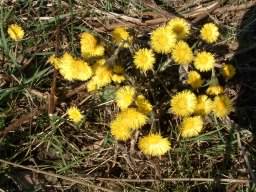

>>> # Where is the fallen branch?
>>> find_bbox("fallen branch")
[0,159,251,185]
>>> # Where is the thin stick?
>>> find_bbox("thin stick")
[0,159,114,192]
[0,159,252,185]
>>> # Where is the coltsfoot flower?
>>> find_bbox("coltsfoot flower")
[195,95,212,115]
[7,24,24,41]
[167,17,190,39]
[170,90,197,116]
[200,23,219,43]
[112,26,132,48]
[150,26,176,54]
[187,71,204,88]
[115,86,136,110]
[139,133,171,156]
[133,48,155,72]
[67,106,83,124]
[212,95,233,118]
[221,64,236,80]
[194,51,215,72]
[171,41,193,65]
[180,116,203,138]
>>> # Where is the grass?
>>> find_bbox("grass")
[0,0,256,191]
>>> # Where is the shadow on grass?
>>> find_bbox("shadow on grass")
[212,5,256,192]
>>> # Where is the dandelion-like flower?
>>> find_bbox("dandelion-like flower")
[206,84,224,96]
[180,116,203,138]
[195,95,212,115]
[212,95,233,118]
[170,90,197,116]
[139,133,171,156]
[112,26,132,48]
[58,53,93,81]
[221,64,236,80]
[167,17,190,39]
[88,65,113,91]
[7,24,24,41]
[47,54,61,69]
[58,52,76,80]
[67,106,83,124]
[111,74,125,83]
[187,71,204,89]
[110,119,133,141]
[110,108,148,140]
[171,41,193,65]
[115,86,136,110]
[133,48,155,72]
[135,95,153,114]
[80,32,105,58]
[150,26,176,54]
[200,23,219,44]
[194,51,215,72]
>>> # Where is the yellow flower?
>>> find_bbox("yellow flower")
[212,95,233,118]
[111,74,125,83]
[47,54,61,69]
[171,41,193,65]
[110,108,148,139]
[58,52,76,80]
[73,59,93,81]
[150,26,176,54]
[112,26,132,48]
[138,133,171,156]
[187,71,204,88]
[133,48,155,72]
[67,106,83,124]
[135,95,153,114]
[110,119,133,141]
[7,24,24,41]
[167,17,190,39]
[194,51,215,72]
[221,64,236,80]
[195,95,212,115]
[206,84,224,96]
[180,116,203,138]
[170,90,197,116]
[115,86,135,110]
[200,23,219,44]
[58,53,92,81]
[80,32,105,58]
[88,65,112,91]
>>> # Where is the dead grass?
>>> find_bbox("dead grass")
[0,0,256,191]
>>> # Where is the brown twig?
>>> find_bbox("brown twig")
[0,159,115,192]
[192,2,220,23]
[0,159,251,185]
[214,1,256,13]
[0,110,40,138]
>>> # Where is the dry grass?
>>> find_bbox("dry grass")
[0,0,256,191]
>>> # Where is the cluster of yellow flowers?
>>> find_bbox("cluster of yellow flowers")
[7,16,236,158]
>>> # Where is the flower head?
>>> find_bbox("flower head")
[167,17,190,39]
[87,65,112,91]
[110,108,148,140]
[200,23,219,43]
[111,74,125,83]
[112,26,132,48]
[67,106,83,124]
[58,53,92,81]
[187,71,204,88]
[110,119,133,141]
[150,26,176,54]
[138,133,171,156]
[194,51,215,72]
[80,32,104,58]
[7,24,24,41]
[135,95,153,114]
[206,84,224,96]
[170,90,197,116]
[221,64,236,80]
[133,48,155,72]
[171,41,193,65]
[212,95,233,118]
[195,95,212,115]
[180,116,203,138]
[115,86,136,110]
[47,54,61,69]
